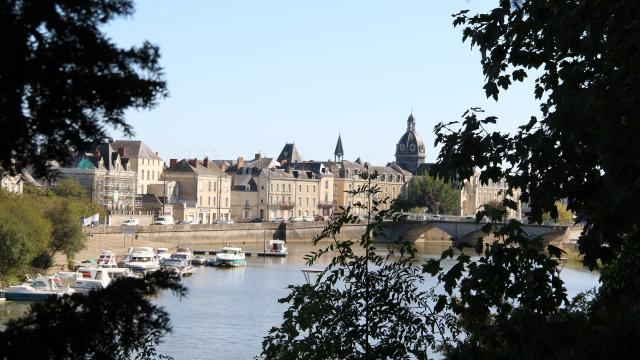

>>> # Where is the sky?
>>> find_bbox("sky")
[105,0,541,165]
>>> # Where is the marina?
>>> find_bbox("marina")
[0,242,600,359]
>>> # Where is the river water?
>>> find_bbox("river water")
[0,243,599,359]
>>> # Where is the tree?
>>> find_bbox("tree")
[51,178,89,199]
[425,0,640,357]
[400,175,460,215]
[542,201,573,224]
[262,172,438,359]
[0,0,167,174]
[31,198,86,269]
[0,191,50,276]
[0,271,186,360]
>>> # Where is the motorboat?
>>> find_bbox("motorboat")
[170,247,193,263]
[257,239,288,257]
[161,259,196,277]
[125,247,160,273]
[191,255,206,266]
[155,247,171,260]
[73,269,111,294]
[76,266,136,281]
[204,256,217,267]
[96,250,117,267]
[3,276,74,301]
[213,247,246,267]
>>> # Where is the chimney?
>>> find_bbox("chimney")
[220,162,228,172]
[254,153,261,160]
[237,156,245,169]
[203,156,209,168]
[188,158,197,167]
[169,159,177,167]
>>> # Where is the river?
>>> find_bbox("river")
[0,242,599,359]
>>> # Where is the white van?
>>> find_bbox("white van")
[153,215,174,225]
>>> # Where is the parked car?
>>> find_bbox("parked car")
[217,218,234,224]
[153,215,174,225]
[121,218,139,226]
[302,215,314,222]
[177,220,193,225]
[271,217,286,223]
[249,218,264,223]
[288,216,303,222]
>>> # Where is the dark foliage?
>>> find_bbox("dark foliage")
[262,172,442,360]
[0,0,167,174]
[0,270,186,359]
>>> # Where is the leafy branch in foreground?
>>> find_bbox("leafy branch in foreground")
[0,271,186,360]
[262,171,447,360]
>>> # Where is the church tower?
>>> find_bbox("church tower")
[334,134,344,162]
[394,112,426,173]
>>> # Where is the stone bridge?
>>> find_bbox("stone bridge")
[376,220,570,247]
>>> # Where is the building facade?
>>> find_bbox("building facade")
[459,171,522,220]
[164,158,231,224]
[109,140,165,194]
[57,143,137,211]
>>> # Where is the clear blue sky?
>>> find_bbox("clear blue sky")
[106,0,540,165]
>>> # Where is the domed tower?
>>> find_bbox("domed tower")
[395,112,426,173]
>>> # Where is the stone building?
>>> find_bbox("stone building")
[57,143,137,211]
[395,112,426,174]
[459,171,521,220]
[164,158,231,224]
[326,159,410,216]
[109,140,165,194]
[1,173,23,194]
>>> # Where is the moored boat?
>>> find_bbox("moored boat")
[191,255,206,266]
[213,247,246,267]
[3,276,74,301]
[125,247,160,273]
[96,250,117,267]
[257,239,288,257]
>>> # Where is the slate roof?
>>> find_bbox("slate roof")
[334,135,344,157]
[166,159,228,177]
[277,143,302,165]
[110,140,163,161]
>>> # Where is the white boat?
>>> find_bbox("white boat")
[170,247,193,263]
[73,269,111,294]
[76,266,137,281]
[3,276,74,301]
[125,247,160,273]
[161,259,196,277]
[257,239,288,257]
[155,247,171,260]
[96,250,117,267]
[213,247,246,267]
[191,255,206,266]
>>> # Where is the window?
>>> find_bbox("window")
[214,182,217,191]
[281,196,285,204]
[288,184,291,191]
[147,170,150,180]
[213,197,217,206]
[306,197,309,206]
[261,185,264,190]
[199,196,202,206]
[245,199,250,207]
[313,185,316,192]
[313,198,316,206]
[325,181,328,189]
[208,197,211,206]
[225,198,228,207]
[276,184,279,191]
[208,181,211,191]
[299,185,302,192]
[271,184,273,191]
[306,185,309,192]
[298,197,302,205]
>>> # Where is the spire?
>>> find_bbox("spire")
[407,112,416,132]
[334,134,344,162]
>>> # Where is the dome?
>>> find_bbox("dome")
[395,112,425,156]
[394,112,426,173]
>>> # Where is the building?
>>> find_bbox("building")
[164,158,232,224]
[459,171,522,220]
[326,159,410,216]
[109,140,165,194]
[57,143,137,211]
[228,148,333,221]
[395,112,427,174]
[1,173,23,194]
